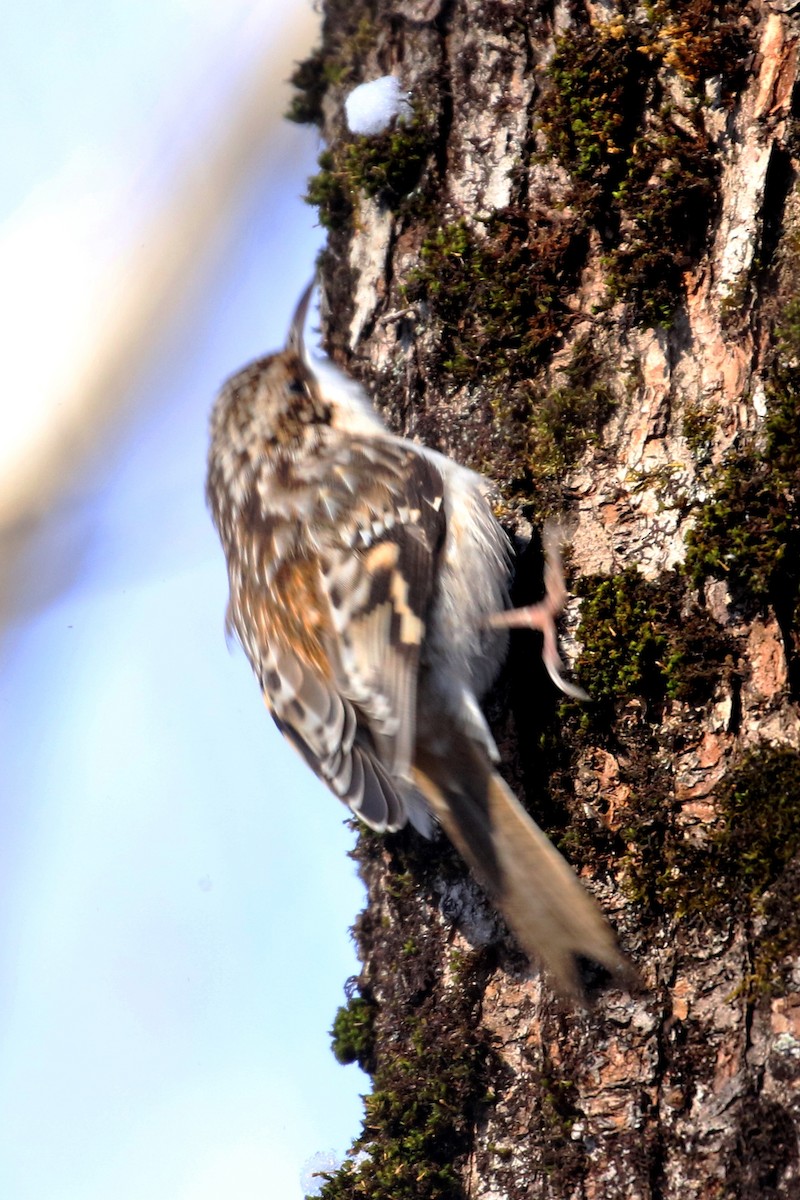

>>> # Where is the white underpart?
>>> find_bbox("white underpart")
[416,445,511,754]
[308,351,387,437]
[344,76,412,136]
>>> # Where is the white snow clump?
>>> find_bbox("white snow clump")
[344,76,412,136]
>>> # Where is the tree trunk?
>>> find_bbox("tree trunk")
[292,2,800,1196]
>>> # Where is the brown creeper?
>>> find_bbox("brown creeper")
[206,283,629,996]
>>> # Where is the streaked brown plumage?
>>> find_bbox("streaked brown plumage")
[206,283,632,997]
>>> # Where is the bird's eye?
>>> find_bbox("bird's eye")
[287,377,306,397]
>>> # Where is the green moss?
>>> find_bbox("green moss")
[305,149,353,232]
[645,0,753,94]
[710,748,800,899]
[574,569,697,714]
[315,990,490,1200]
[539,11,749,327]
[561,595,796,979]
[617,782,679,915]
[682,399,719,465]
[616,744,800,994]
[402,214,607,504]
[573,571,668,712]
[753,859,800,997]
[704,747,800,995]
[603,118,719,326]
[305,108,436,231]
[551,564,738,907]
[314,828,495,1200]
[286,48,328,126]
[765,296,800,483]
[685,451,794,603]
[406,212,584,385]
[535,1072,586,1181]
[286,10,377,125]
[344,111,434,201]
[539,19,647,181]
[571,571,793,939]
[575,571,738,710]
[527,337,616,477]
[330,993,377,1072]
[540,568,735,912]
[686,298,800,614]
[568,568,735,729]
[422,329,616,512]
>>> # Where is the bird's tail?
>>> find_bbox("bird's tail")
[414,746,631,997]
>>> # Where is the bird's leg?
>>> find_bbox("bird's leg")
[487,522,589,701]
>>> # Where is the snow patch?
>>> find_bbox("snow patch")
[345,76,412,136]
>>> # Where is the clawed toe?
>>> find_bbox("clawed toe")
[487,522,589,702]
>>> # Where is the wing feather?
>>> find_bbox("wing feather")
[229,436,446,833]
[318,442,446,781]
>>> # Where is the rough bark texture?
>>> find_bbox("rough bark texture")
[291,3,800,1197]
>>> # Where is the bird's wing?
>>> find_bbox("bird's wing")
[317,440,446,771]
[233,439,447,833]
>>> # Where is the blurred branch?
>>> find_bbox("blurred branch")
[0,10,318,631]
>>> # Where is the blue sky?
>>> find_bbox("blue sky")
[0,5,368,1198]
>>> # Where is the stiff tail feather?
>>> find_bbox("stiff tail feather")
[414,757,632,997]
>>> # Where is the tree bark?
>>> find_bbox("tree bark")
[292,2,800,1196]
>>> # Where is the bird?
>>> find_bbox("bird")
[206,281,630,997]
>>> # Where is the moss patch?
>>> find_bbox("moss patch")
[685,450,796,605]
[682,398,719,465]
[702,746,800,995]
[312,831,495,1200]
[551,729,800,1000]
[645,0,753,93]
[306,107,437,231]
[287,9,377,126]
[398,214,622,510]
[538,9,751,326]
[571,568,734,723]
[286,47,330,127]
[613,743,800,994]
[685,298,800,670]
[603,117,719,325]
[405,211,586,385]
[537,567,742,919]
[573,570,671,714]
[483,363,616,512]
[538,18,648,182]
[330,992,377,1073]
[523,337,616,479]
[320,990,490,1199]
[709,747,800,899]
[399,211,616,506]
